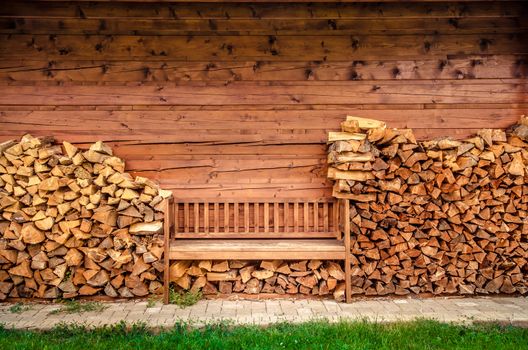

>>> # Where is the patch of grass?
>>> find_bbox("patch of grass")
[169,288,202,308]
[8,303,31,314]
[0,319,527,350]
[147,296,159,308]
[49,300,107,315]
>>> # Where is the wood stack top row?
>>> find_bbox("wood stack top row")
[0,135,171,300]
[327,115,528,296]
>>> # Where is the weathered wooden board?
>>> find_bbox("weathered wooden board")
[2,17,525,35]
[0,80,525,105]
[0,109,524,134]
[1,2,524,19]
[1,34,526,61]
[1,57,526,82]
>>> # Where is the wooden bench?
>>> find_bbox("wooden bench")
[162,198,352,303]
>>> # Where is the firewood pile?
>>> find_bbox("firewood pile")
[0,135,171,300]
[171,259,347,300]
[328,116,528,296]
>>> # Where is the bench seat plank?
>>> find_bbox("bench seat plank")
[169,239,345,260]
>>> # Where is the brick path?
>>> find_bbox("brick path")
[1,297,527,329]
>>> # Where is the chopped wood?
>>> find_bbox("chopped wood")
[326,116,528,297]
[170,260,344,300]
[129,221,163,235]
[0,134,170,299]
[327,132,366,142]
[346,116,386,130]
[327,168,374,181]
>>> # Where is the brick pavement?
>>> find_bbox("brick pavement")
[0,296,527,329]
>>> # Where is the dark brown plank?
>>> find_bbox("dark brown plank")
[1,56,525,82]
[0,80,525,106]
[0,34,525,61]
[1,2,522,20]
[1,17,524,35]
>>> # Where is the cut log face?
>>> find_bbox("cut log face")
[327,116,528,297]
[20,224,45,244]
[0,134,170,299]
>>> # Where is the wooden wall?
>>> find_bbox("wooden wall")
[0,1,527,200]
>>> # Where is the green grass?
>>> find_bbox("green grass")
[49,300,107,315]
[0,320,527,350]
[169,288,202,307]
[8,303,31,314]
[147,296,160,308]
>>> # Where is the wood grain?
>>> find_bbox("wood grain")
[1,34,525,61]
[0,80,525,105]
[1,2,523,19]
[1,57,526,82]
[1,17,525,35]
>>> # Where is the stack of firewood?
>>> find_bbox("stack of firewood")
[0,135,171,299]
[328,116,528,296]
[171,259,347,300]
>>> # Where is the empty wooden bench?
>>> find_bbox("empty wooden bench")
[162,198,352,303]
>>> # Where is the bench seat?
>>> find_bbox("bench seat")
[169,239,346,260]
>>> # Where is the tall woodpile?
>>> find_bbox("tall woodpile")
[328,116,528,296]
[170,259,347,300]
[0,135,171,300]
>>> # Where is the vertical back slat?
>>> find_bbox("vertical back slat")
[304,202,309,232]
[184,203,189,233]
[204,202,209,234]
[314,202,319,232]
[274,203,279,233]
[174,203,179,234]
[323,202,329,232]
[294,202,299,232]
[254,203,259,233]
[284,203,289,233]
[224,203,230,233]
[264,202,269,233]
[234,202,239,233]
[194,203,200,233]
[244,202,250,232]
[214,203,220,233]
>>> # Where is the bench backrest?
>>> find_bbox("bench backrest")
[166,199,340,239]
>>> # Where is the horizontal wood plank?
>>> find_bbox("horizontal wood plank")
[0,80,525,105]
[1,2,523,19]
[1,17,525,35]
[1,56,526,82]
[169,250,345,260]
[170,239,344,252]
[0,34,525,61]
[0,109,524,134]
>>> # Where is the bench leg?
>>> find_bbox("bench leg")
[343,199,351,303]
[345,252,351,303]
[163,198,171,305]
[163,261,170,304]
